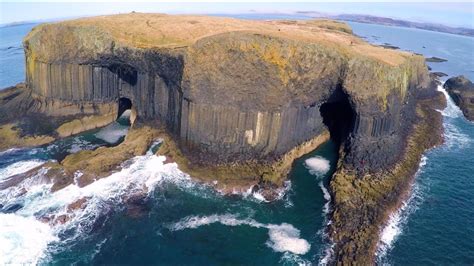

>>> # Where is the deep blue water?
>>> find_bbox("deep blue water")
[0,23,36,88]
[0,18,473,265]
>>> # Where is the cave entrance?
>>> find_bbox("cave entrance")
[319,88,356,146]
[117,97,132,124]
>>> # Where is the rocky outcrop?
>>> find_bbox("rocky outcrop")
[0,83,117,148]
[444,75,474,121]
[0,13,445,263]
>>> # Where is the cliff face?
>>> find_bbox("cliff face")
[22,13,431,176]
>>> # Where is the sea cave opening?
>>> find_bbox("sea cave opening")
[117,97,133,124]
[319,88,356,147]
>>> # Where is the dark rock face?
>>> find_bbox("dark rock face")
[23,22,432,179]
[444,75,474,121]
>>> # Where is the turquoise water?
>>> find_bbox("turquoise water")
[1,19,473,265]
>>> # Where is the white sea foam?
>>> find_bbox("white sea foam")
[0,159,45,180]
[444,122,471,149]
[317,181,334,265]
[0,140,204,264]
[318,243,335,266]
[280,252,311,266]
[375,155,427,262]
[237,180,292,205]
[0,213,58,265]
[301,155,334,265]
[266,223,311,255]
[0,148,22,156]
[319,181,331,216]
[438,85,463,118]
[305,156,330,176]
[169,214,311,255]
[436,85,471,149]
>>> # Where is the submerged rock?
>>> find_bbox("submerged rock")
[380,43,400,49]
[444,75,474,121]
[431,72,448,78]
[67,197,89,211]
[425,56,448,62]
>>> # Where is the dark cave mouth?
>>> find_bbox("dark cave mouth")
[319,90,356,146]
[117,97,132,122]
[108,63,138,86]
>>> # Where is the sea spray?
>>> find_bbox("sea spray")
[242,180,293,205]
[437,85,471,149]
[375,156,428,262]
[0,141,212,264]
[0,159,45,180]
[438,85,463,119]
[0,213,58,265]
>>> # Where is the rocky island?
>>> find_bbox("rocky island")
[0,13,446,263]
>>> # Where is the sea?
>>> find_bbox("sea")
[0,17,473,265]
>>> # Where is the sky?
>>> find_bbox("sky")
[0,1,473,28]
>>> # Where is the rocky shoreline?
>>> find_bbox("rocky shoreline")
[329,86,446,263]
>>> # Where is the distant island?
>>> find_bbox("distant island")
[296,12,474,37]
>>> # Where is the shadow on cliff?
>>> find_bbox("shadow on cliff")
[320,87,356,148]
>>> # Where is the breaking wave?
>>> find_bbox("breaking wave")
[242,180,293,206]
[0,140,208,264]
[0,213,58,265]
[0,159,44,180]
[438,85,463,119]
[169,214,311,256]
[437,85,471,149]
[375,156,428,263]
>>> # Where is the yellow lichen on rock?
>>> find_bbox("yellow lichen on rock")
[56,112,117,138]
[0,123,54,151]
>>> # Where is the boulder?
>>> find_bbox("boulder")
[444,75,474,121]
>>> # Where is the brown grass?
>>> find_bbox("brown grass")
[50,13,411,66]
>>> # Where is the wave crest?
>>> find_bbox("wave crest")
[169,214,311,255]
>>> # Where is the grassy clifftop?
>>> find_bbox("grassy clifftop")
[25,13,413,65]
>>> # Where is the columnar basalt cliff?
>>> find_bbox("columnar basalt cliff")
[1,13,444,263]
